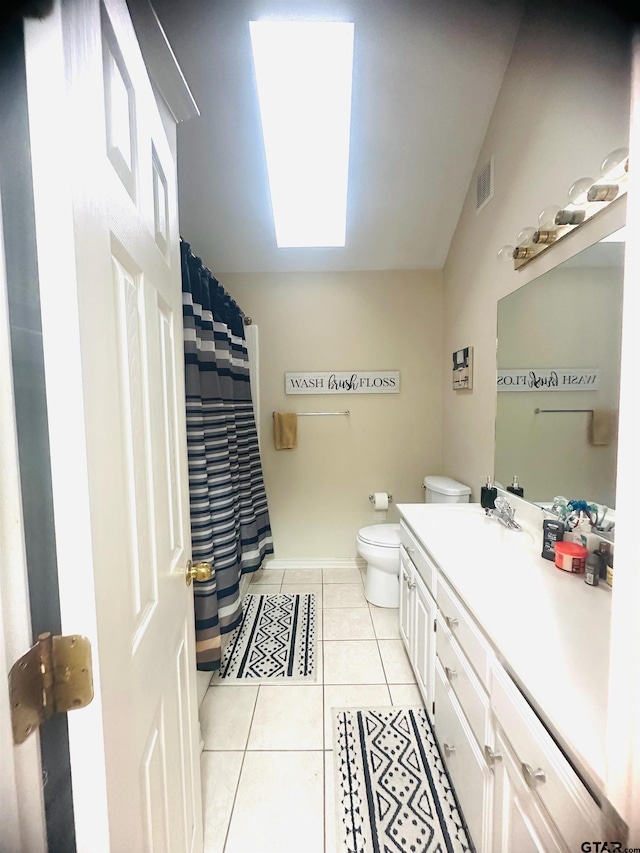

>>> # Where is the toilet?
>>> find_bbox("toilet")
[357,475,471,608]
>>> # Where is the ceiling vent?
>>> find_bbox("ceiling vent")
[475,158,494,213]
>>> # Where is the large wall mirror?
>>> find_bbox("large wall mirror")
[495,209,625,514]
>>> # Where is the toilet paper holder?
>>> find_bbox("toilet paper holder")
[369,493,393,504]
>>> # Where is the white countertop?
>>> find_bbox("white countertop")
[397,501,612,795]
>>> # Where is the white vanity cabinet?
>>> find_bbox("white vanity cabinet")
[397,509,618,853]
[399,524,437,719]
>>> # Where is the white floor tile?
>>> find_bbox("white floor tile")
[369,605,401,639]
[323,684,391,747]
[378,639,416,684]
[282,568,324,584]
[200,685,258,750]
[250,568,285,585]
[248,685,324,750]
[322,567,362,584]
[323,640,385,685]
[247,583,282,595]
[389,683,425,707]
[281,582,323,607]
[201,751,243,853]
[323,608,375,641]
[323,584,368,609]
[225,751,324,853]
[325,751,337,853]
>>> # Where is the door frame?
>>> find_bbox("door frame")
[0,170,47,853]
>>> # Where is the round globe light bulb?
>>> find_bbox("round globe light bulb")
[538,205,561,227]
[567,177,595,206]
[497,245,515,263]
[600,148,628,181]
[517,227,537,245]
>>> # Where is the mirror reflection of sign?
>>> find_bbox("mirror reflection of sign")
[285,371,400,395]
[497,368,600,392]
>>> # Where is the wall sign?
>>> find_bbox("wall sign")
[497,368,600,392]
[453,346,473,390]
[285,371,400,395]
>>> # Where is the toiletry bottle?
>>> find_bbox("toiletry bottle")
[541,518,565,561]
[571,513,593,550]
[480,476,497,510]
[594,540,611,580]
[507,475,524,497]
[585,553,600,586]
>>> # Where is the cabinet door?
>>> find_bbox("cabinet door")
[492,728,566,853]
[414,573,436,719]
[399,548,414,651]
[435,662,492,852]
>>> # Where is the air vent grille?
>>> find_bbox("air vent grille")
[476,158,494,212]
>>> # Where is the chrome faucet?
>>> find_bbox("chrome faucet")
[486,496,522,531]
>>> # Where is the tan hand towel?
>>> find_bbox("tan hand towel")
[273,412,298,449]
[589,409,616,446]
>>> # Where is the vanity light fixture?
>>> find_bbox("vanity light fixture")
[498,146,629,269]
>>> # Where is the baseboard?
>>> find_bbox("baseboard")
[261,557,366,571]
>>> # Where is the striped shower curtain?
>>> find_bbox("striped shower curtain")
[181,240,274,670]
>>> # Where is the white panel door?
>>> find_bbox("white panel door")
[24,1,203,850]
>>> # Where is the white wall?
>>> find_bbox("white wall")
[441,1,631,501]
[222,270,444,559]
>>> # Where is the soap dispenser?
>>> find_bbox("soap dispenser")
[480,476,497,511]
[507,475,524,498]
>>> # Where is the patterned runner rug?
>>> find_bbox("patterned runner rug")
[213,593,316,683]
[332,707,473,853]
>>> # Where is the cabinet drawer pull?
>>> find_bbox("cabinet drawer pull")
[444,614,459,629]
[522,763,546,787]
[408,579,416,590]
[444,666,457,681]
[443,743,456,758]
[484,745,502,767]
[406,546,416,555]
[402,569,409,582]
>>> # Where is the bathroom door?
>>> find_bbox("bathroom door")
[24,0,203,849]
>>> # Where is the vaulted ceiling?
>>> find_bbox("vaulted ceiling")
[151,0,524,272]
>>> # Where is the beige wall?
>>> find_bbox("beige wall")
[222,270,443,558]
[442,1,631,501]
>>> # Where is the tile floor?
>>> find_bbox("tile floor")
[199,565,425,853]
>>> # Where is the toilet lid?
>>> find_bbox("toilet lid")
[358,523,401,548]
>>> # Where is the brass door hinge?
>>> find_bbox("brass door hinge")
[9,632,93,744]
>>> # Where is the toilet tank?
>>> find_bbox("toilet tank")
[423,475,471,503]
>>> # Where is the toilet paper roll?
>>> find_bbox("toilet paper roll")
[372,492,389,511]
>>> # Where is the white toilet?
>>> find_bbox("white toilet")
[357,475,471,608]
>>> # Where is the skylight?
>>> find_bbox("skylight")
[249,20,354,248]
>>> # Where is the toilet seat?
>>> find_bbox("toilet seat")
[357,523,401,548]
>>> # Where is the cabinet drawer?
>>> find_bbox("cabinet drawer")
[437,575,493,687]
[437,621,490,749]
[491,663,603,849]
[434,661,491,853]
[399,521,437,596]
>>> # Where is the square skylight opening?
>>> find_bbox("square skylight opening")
[249,20,354,248]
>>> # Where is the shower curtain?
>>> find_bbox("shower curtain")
[181,239,273,670]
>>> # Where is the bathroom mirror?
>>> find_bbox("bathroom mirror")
[495,219,625,513]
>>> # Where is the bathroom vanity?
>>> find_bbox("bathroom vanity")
[397,501,622,852]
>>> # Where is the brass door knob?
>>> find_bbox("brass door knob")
[185,560,213,586]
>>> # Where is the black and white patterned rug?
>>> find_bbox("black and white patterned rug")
[333,707,473,853]
[213,593,316,683]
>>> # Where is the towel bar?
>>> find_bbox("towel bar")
[272,411,350,417]
[534,408,594,414]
